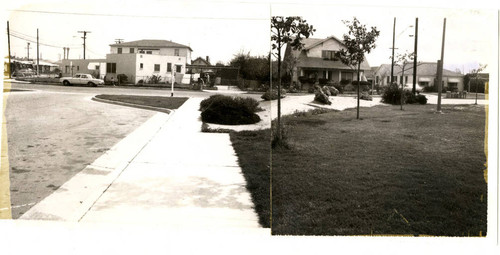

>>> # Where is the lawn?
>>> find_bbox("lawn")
[95,94,188,110]
[231,103,487,236]
[229,130,270,228]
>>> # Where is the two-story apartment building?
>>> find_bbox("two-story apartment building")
[283,36,371,88]
[60,39,192,84]
[373,62,464,91]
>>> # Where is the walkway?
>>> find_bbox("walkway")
[21,98,262,230]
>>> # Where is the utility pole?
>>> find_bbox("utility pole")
[436,18,446,113]
[390,17,396,84]
[37,28,39,75]
[412,18,418,95]
[78,31,91,59]
[26,42,32,60]
[7,21,12,78]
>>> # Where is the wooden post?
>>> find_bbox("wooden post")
[7,21,11,78]
[412,18,418,95]
[390,17,396,84]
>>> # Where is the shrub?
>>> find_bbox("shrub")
[200,95,261,125]
[340,79,351,86]
[360,92,373,101]
[261,88,287,101]
[330,82,344,94]
[382,83,428,105]
[117,74,128,84]
[415,94,428,104]
[148,75,162,84]
[318,78,328,85]
[328,86,339,96]
[322,86,331,96]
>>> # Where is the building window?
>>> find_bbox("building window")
[167,63,172,72]
[321,50,336,60]
[146,51,152,54]
[130,48,134,53]
[174,49,179,56]
[65,66,69,73]
[139,50,145,53]
[386,76,390,84]
[77,66,79,71]
[140,63,143,69]
[95,65,99,70]
[154,64,160,72]
[376,76,379,84]
[106,63,117,73]
[117,48,122,54]
[405,76,408,83]
[176,65,182,73]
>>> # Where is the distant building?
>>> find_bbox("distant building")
[283,36,371,87]
[60,39,193,84]
[373,62,464,91]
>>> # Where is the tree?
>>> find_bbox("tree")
[468,64,487,105]
[335,17,380,119]
[229,51,270,82]
[393,51,415,110]
[271,16,315,143]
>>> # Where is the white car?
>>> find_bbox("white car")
[60,73,104,86]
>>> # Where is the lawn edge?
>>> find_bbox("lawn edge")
[92,96,172,114]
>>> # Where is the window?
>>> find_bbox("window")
[321,50,337,60]
[386,76,390,84]
[146,51,152,54]
[65,66,69,73]
[376,76,379,84]
[95,65,99,70]
[77,66,79,71]
[130,48,134,53]
[176,65,182,73]
[140,63,143,69]
[405,76,408,83]
[167,63,172,72]
[106,63,117,73]
[117,48,122,54]
[139,50,145,53]
[174,49,179,56]
[154,64,160,72]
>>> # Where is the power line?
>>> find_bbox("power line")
[8,9,268,21]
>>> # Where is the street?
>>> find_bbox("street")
[3,82,251,218]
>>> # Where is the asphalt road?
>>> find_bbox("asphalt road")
[3,82,257,218]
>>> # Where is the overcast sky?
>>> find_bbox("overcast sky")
[2,0,498,74]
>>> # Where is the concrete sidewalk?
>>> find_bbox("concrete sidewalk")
[21,98,263,230]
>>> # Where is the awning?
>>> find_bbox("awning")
[419,77,431,82]
[448,78,461,83]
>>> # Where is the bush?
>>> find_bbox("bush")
[360,92,373,101]
[117,74,128,84]
[318,78,328,85]
[330,82,344,94]
[261,89,287,101]
[200,95,261,125]
[148,75,162,84]
[382,83,428,105]
[328,86,339,96]
[322,86,331,96]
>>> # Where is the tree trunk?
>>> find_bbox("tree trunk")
[356,62,360,119]
[277,34,282,140]
[401,66,405,110]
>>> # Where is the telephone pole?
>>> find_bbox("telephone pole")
[37,28,40,75]
[436,18,446,113]
[26,42,32,60]
[390,17,396,84]
[412,18,418,95]
[7,21,11,78]
[78,30,91,59]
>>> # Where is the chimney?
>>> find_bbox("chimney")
[206,56,210,65]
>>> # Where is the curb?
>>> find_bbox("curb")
[91,96,172,114]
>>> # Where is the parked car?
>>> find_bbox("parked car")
[60,73,104,86]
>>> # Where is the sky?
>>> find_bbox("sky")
[2,0,498,74]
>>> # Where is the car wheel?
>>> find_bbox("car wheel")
[88,82,96,87]
[63,80,70,86]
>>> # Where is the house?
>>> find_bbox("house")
[188,56,213,74]
[374,62,464,91]
[283,36,371,88]
[60,39,193,84]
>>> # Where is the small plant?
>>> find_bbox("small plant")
[117,74,128,84]
[148,75,162,84]
[261,88,287,101]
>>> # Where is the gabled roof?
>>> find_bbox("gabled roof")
[302,35,344,50]
[192,57,211,66]
[377,62,463,77]
[110,39,192,51]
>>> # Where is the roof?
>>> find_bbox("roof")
[377,62,463,77]
[110,39,192,51]
[302,35,344,50]
[192,57,211,66]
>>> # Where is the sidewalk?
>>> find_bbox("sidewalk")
[20,98,263,230]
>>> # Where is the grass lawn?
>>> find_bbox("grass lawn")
[229,130,270,228]
[95,94,188,110]
[232,103,487,235]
